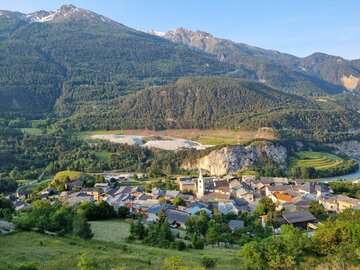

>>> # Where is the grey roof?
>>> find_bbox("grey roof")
[188,202,209,209]
[75,192,93,198]
[179,194,194,201]
[67,180,84,189]
[267,185,293,192]
[259,177,275,185]
[81,187,97,192]
[152,187,165,196]
[102,187,117,196]
[229,179,241,189]
[166,209,190,224]
[115,186,133,195]
[165,190,180,198]
[233,182,254,194]
[147,204,172,214]
[136,193,150,201]
[283,211,316,224]
[233,198,249,206]
[300,182,331,194]
[292,199,310,207]
[204,179,228,190]
[295,179,305,185]
[132,186,144,193]
[336,195,360,205]
[180,179,196,185]
[229,220,245,230]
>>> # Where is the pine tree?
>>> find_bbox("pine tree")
[205,220,218,247]
[73,214,93,240]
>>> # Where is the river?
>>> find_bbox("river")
[317,164,360,183]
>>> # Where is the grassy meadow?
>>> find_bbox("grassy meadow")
[92,150,113,161]
[0,223,239,270]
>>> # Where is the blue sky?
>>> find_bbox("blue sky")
[1,0,360,59]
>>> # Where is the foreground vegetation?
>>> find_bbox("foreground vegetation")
[0,231,238,270]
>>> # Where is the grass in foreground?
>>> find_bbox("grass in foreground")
[0,229,239,270]
[289,151,345,172]
[81,128,276,145]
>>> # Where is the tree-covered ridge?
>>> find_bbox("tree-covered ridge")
[63,77,360,132]
[0,11,233,117]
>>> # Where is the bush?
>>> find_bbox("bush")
[73,214,93,240]
[192,233,205,249]
[16,263,37,270]
[201,256,216,269]
[118,206,130,219]
[175,240,187,251]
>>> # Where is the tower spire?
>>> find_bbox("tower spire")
[197,168,204,198]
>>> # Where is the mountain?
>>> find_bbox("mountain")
[299,53,360,91]
[66,77,360,132]
[0,5,233,117]
[150,28,360,94]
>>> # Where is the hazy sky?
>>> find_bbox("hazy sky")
[1,0,360,59]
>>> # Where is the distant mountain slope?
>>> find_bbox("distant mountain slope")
[150,28,360,94]
[0,5,233,116]
[66,77,360,132]
[299,53,360,91]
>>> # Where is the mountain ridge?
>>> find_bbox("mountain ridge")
[149,27,360,91]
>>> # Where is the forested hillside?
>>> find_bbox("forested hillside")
[1,5,360,138]
[0,6,233,117]
[63,77,360,132]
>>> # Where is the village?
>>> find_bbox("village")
[8,170,360,236]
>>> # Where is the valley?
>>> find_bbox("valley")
[1,3,360,270]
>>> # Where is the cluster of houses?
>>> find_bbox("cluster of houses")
[10,171,360,232]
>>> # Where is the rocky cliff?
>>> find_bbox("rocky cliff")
[182,141,287,176]
[328,140,360,159]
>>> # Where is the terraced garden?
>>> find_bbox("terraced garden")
[289,151,344,170]
[289,151,358,178]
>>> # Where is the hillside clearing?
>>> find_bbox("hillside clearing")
[82,128,276,146]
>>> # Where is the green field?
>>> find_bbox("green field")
[20,127,54,135]
[89,219,130,243]
[0,222,239,270]
[289,151,345,172]
[81,128,276,146]
[53,170,82,181]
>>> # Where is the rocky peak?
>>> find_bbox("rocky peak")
[23,4,115,24]
[149,27,219,51]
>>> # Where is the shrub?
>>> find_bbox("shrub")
[192,233,205,249]
[175,240,187,251]
[201,256,216,269]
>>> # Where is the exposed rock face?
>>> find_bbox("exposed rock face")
[182,142,287,176]
[328,140,360,159]
[341,75,360,90]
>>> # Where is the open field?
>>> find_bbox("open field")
[89,219,130,243]
[20,127,54,135]
[0,230,239,270]
[289,151,345,172]
[82,128,276,146]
